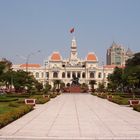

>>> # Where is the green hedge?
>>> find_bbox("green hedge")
[0,96,18,102]
[50,93,57,98]
[97,93,107,99]
[31,95,50,104]
[6,94,30,98]
[133,105,140,112]
[0,105,33,128]
[36,97,50,104]
[109,96,129,105]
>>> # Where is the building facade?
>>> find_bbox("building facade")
[13,38,116,89]
[106,42,133,66]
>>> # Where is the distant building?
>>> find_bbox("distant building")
[106,42,133,66]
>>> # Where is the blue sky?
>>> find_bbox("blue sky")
[0,0,140,65]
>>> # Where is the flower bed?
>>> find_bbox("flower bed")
[133,104,140,112]
[107,95,129,105]
[31,95,50,104]
[0,105,33,128]
[97,93,107,99]
[50,93,57,98]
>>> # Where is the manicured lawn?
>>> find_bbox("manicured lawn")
[0,92,59,128]
[91,92,139,106]
[0,94,34,128]
[0,95,26,114]
[0,102,13,114]
[110,95,130,105]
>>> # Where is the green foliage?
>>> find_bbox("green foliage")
[97,93,107,99]
[44,83,51,94]
[12,70,39,93]
[8,102,19,107]
[133,104,140,112]
[89,80,96,92]
[126,52,140,67]
[36,97,50,104]
[97,82,105,92]
[34,81,43,92]
[109,95,129,105]
[0,96,18,102]
[66,83,70,87]
[60,82,65,90]
[81,83,88,92]
[107,67,123,91]
[31,95,50,104]
[50,93,57,98]
[107,52,140,94]
[6,94,30,98]
[0,105,33,128]
[53,80,62,92]
[0,58,12,75]
[0,59,12,89]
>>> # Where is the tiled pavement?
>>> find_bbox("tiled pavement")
[0,93,140,139]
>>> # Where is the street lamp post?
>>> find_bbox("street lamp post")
[26,50,41,72]
[102,61,105,84]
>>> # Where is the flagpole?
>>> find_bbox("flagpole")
[70,27,75,39]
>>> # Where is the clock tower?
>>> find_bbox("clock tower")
[70,37,78,61]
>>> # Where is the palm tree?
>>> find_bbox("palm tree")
[53,80,61,93]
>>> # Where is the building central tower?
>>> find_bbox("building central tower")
[69,38,79,66]
[70,38,78,60]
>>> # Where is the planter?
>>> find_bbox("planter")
[43,95,49,98]
[107,95,113,101]
[25,99,36,106]
[129,100,140,106]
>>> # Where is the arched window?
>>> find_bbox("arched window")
[67,72,70,78]
[72,72,76,78]
[98,72,102,78]
[62,72,65,78]
[36,72,39,78]
[53,72,58,78]
[46,72,49,78]
[41,72,44,78]
[82,72,85,78]
[90,72,94,78]
[77,72,81,78]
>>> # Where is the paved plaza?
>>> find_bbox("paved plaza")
[1,93,140,140]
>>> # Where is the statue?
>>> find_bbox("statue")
[71,75,79,86]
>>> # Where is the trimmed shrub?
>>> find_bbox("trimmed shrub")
[36,97,50,104]
[31,95,50,104]
[57,92,61,96]
[91,92,97,96]
[0,98,18,102]
[8,102,20,107]
[97,93,107,99]
[110,96,129,105]
[133,105,140,112]
[50,93,57,98]
[0,105,33,128]
[6,94,30,98]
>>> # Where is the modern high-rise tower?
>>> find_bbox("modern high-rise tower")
[106,42,133,66]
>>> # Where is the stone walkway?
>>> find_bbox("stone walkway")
[1,93,140,139]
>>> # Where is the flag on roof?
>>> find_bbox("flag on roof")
[70,28,74,33]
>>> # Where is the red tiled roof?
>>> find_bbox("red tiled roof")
[20,64,41,68]
[86,53,97,61]
[50,52,61,61]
